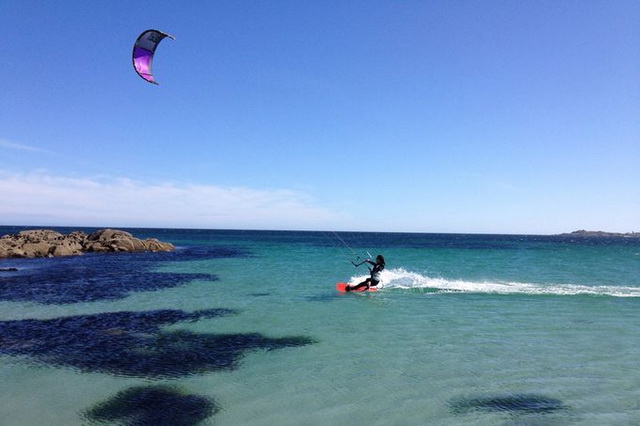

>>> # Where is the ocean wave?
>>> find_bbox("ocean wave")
[350,268,640,298]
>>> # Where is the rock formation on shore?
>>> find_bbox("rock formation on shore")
[0,229,175,259]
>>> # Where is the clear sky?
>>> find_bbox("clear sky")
[1,0,638,234]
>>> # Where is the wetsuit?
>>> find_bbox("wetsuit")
[347,260,384,291]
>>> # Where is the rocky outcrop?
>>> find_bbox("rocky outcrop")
[0,229,175,259]
[559,230,640,238]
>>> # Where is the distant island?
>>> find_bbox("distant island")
[558,230,640,238]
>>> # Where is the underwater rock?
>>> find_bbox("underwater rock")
[0,309,316,378]
[0,242,253,304]
[84,385,219,426]
[0,228,175,258]
[0,250,220,304]
[449,393,567,415]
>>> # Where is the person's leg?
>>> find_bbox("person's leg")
[347,279,371,292]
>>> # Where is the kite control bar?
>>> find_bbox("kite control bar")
[350,258,369,267]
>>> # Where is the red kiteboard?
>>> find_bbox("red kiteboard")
[336,282,378,293]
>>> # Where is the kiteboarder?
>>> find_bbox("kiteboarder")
[345,255,386,291]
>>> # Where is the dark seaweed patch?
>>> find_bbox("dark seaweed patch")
[0,309,316,378]
[0,245,250,304]
[84,385,218,426]
[449,393,567,415]
[304,293,343,302]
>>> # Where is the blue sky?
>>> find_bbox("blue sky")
[1,0,638,234]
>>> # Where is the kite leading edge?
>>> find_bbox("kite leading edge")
[132,29,175,85]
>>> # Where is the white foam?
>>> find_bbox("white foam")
[351,268,640,298]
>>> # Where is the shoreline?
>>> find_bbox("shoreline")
[1,225,638,239]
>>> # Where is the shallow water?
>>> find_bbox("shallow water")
[1,228,639,425]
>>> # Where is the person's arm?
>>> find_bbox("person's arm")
[365,259,375,274]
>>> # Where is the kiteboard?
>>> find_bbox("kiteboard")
[336,282,378,293]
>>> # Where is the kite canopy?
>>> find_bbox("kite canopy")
[132,29,175,85]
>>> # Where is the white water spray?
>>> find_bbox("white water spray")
[350,268,640,298]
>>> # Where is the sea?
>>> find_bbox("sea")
[1,227,639,425]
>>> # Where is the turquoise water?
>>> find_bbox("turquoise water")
[1,228,639,425]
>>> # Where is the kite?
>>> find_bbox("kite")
[132,29,175,85]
